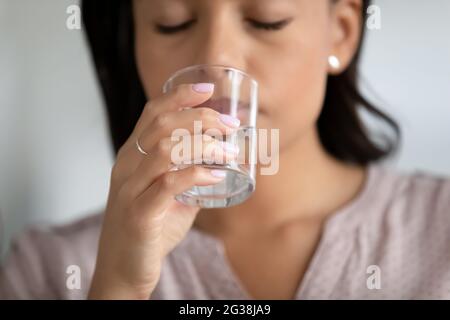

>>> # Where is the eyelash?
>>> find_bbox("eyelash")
[156,20,196,34]
[155,19,290,35]
[247,19,290,31]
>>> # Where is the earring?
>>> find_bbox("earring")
[328,55,341,70]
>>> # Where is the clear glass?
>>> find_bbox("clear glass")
[162,64,258,208]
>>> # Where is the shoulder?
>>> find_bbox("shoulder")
[369,164,450,223]
[320,165,450,298]
[363,165,450,297]
[0,212,103,299]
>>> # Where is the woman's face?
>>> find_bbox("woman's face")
[133,0,362,151]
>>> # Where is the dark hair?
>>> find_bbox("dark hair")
[81,0,400,165]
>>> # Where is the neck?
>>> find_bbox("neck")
[194,127,367,238]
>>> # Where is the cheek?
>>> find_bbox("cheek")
[275,48,328,130]
[134,31,183,100]
[258,51,328,138]
[135,40,161,99]
[259,33,330,142]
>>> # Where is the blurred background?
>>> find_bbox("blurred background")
[0,0,449,257]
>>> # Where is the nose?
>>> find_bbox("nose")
[193,10,246,73]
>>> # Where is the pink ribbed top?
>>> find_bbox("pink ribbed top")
[1,163,450,299]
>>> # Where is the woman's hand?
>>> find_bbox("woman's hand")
[88,83,240,299]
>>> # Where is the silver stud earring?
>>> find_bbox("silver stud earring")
[328,55,341,70]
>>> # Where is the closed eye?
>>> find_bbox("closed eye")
[155,19,196,34]
[246,18,292,31]
[155,18,292,35]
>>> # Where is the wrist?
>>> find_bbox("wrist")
[88,274,156,300]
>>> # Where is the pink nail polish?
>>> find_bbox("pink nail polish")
[192,83,215,93]
[218,114,241,128]
[210,170,227,178]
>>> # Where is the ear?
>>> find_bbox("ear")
[328,0,363,75]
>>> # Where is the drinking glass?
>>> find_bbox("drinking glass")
[162,64,258,208]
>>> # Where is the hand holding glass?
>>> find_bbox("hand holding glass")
[162,64,258,208]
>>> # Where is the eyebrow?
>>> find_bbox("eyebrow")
[138,0,190,17]
[142,0,298,14]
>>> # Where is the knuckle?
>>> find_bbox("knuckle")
[156,138,172,156]
[160,173,176,190]
[153,113,170,128]
[139,101,157,122]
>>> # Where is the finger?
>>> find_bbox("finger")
[110,83,214,182]
[121,135,239,201]
[114,83,217,178]
[137,107,240,156]
[131,83,216,140]
[134,165,228,218]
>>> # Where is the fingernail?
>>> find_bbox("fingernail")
[192,83,215,93]
[219,114,241,128]
[220,141,240,154]
[210,169,227,178]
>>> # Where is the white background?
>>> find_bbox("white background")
[0,0,449,255]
